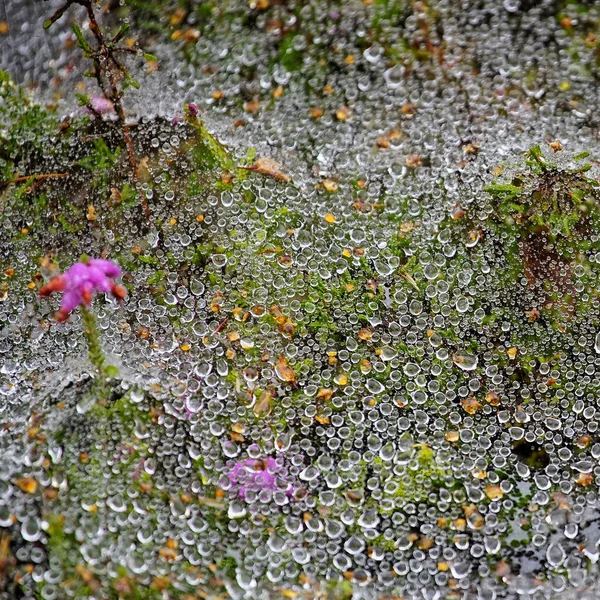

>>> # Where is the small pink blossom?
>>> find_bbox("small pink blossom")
[85,96,114,115]
[227,457,294,500]
[40,258,126,322]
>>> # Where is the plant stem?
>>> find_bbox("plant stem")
[44,0,152,225]
[80,306,106,378]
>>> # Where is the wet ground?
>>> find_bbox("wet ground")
[1,1,600,599]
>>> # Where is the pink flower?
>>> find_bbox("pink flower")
[227,457,294,500]
[84,96,114,115]
[40,258,126,322]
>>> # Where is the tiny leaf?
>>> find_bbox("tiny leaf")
[72,24,92,53]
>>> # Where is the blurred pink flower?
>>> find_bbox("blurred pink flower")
[40,258,126,322]
[85,96,114,115]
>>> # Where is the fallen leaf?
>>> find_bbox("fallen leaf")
[316,388,333,401]
[461,397,481,415]
[336,106,350,121]
[15,478,38,494]
[548,139,563,152]
[406,153,422,168]
[576,473,593,487]
[239,158,290,181]
[485,485,504,500]
[275,356,296,383]
[485,391,500,405]
[244,98,260,113]
[253,389,273,417]
[358,328,372,341]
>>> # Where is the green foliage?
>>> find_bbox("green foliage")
[0,71,59,181]
[324,579,353,600]
[76,139,121,171]
[186,117,233,172]
[278,32,304,72]
[72,23,93,54]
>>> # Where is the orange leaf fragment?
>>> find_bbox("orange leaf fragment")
[357,328,372,341]
[240,158,290,182]
[253,389,273,417]
[576,473,594,487]
[461,397,481,415]
[15,478,38,494]
[275,356,296,383]
[336,106,350,121]
[484,485,504,500]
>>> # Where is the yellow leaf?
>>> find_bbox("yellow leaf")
[336,106,350,121]
[15,478,37,494]
[357,328,372,341]
[484,485,504,500]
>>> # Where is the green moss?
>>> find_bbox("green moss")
[324,578,353,600]
[277,32,304,72]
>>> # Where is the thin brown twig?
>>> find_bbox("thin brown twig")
[214,317,229,334]
[81,2,151,221]
[5,173,70,185]
[1,172,70,195]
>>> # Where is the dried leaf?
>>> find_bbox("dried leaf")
[445,431,459,442]
[461,397,481,415]
[15,478,37,494]
[336,106,350,121]
[253,389,273,417]
[275,356,296,383]
[316,388,333,401]
[576,473,594,487]
[240,158,290,182]
[484,485,504,500]
[485,391,500,405]
[357,328,372,341]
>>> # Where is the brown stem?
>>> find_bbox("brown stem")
[45,0,152,225]
[215,317,229,333]
[1,172,70,194]
[84,2,152,223]
[5,173,70,185]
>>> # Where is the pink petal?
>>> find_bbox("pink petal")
[88,259,121,278]
[60,290,82,313]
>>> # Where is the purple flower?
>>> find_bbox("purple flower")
[40,258,126,322]
[227,457,294,500]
